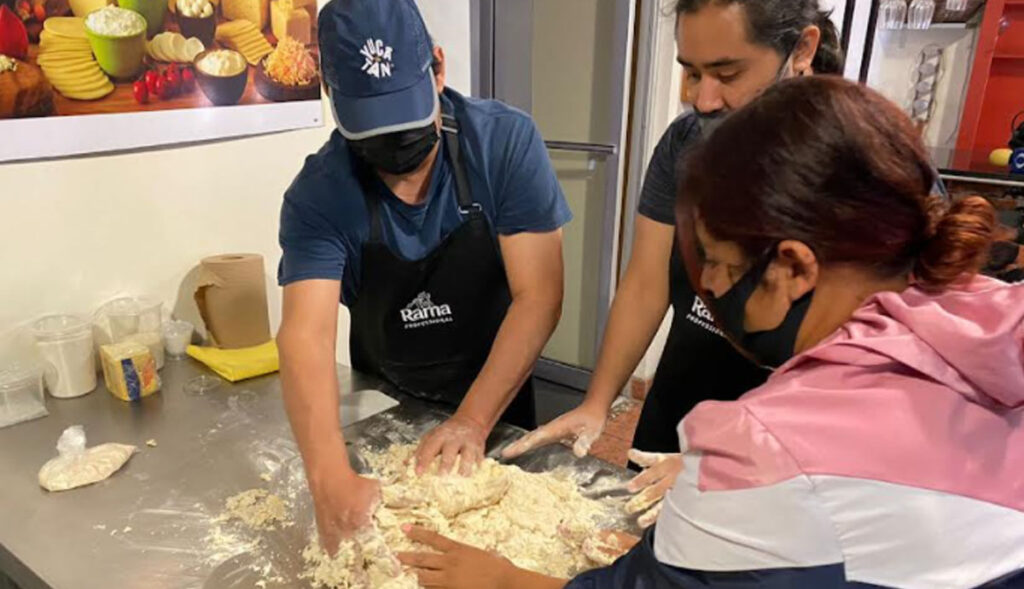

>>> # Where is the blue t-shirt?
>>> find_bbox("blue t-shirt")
[278,89,572,306]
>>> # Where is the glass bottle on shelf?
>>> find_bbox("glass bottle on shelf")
[881,0,908,29]
[908,0,936,29]
[945,0,968,13]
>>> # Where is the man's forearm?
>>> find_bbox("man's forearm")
[278,329,350,475]
[584,273,669,413]
[456,294,561,431]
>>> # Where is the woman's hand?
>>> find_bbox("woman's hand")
[624,449,683,528]
[396,525,513,589]
[396,526,567,589]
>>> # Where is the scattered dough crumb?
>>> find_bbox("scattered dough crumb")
[260,473,272,482]
[146,439,158,447]
[93,524,106,531]
[223,489,290,529]
[123,526,132,533]
[302,444,617,588]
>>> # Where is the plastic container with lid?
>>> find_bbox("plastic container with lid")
[0,362,48,429]
[32,315,97,399]
[93,296,165,369]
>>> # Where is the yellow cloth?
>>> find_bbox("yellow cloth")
[186,340,279,382]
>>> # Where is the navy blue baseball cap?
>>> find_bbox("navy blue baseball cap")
[319,0,439,140]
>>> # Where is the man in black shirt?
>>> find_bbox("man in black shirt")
[502,0,847,527]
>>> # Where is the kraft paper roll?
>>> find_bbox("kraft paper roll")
[194,254,272,349]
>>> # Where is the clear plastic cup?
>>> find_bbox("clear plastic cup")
[94,296,165,369]
[32,315,97,399]
[97,297,142,342]
[162,320,194,359]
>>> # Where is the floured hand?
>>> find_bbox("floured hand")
[310,465,381,555]
[501,403,606,460]
[582,530,640,566]
[624,449,682,529]
[414,415,488,476]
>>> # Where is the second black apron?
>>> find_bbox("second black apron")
[630,245,769,469]
[348,106,536,430]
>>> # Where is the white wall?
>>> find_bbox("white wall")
[417,0,472,95]
[866,27,978,151]
[0,0,472,366]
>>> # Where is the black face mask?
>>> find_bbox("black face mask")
[349,123,439,175]
[707,246,814,369]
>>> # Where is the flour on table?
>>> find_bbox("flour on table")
[302,444,616,588]
[223,489,290,529]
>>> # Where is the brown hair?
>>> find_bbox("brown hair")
[678,76,995,288]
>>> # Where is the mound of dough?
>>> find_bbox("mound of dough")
[38,442,136,492]
[303,445,612,588]
[380,454,510,518]
[224,489,289,529]
[303,528,418,589]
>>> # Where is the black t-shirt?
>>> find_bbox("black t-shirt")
[638,114,701,226]
[631,113,770,457]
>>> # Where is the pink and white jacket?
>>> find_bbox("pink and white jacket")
[571,276,1024,588]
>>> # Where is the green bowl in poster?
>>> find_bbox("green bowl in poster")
[117,0,167,37]
[86,27,146,79]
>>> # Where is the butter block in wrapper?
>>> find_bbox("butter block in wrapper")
[100,342,161,401]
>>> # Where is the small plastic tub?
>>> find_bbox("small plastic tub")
[32,315,97,399]
[96,297,142,342]
[95,297,165,369]
[0,363,48,429]
[162,320,194,359]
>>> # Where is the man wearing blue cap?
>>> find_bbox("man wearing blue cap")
[276,0,571,549]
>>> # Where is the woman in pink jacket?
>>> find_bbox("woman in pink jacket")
[397,77,1024,589]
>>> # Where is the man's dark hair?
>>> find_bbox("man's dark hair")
[675,0,845,74]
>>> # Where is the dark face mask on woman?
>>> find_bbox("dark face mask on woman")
[349,122,439,175]
[707,245,814,369]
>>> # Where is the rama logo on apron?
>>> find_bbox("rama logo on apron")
[348,103,536,429]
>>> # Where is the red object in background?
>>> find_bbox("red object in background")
[164,67,180,96]
[0,5,29,59]
[181,67,195,92]
[144,69,159,94]
[132,80,148,104]
[153,75,168,99]
[956,0,1024,169]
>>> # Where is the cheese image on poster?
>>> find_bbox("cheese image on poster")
[0,0,322,162]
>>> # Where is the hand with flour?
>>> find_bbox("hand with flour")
[623,449,683,528]
[501,402,607,460]
[414,414,488,476]
[309,463,381,555]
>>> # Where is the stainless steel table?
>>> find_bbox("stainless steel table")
[0,360,634,589]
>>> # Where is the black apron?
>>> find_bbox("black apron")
[630,246,769,469]
[348,107,536,430]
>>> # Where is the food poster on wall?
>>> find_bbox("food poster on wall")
[0,0,322,161]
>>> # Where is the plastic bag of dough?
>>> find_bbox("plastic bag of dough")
[38,425,136,492]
